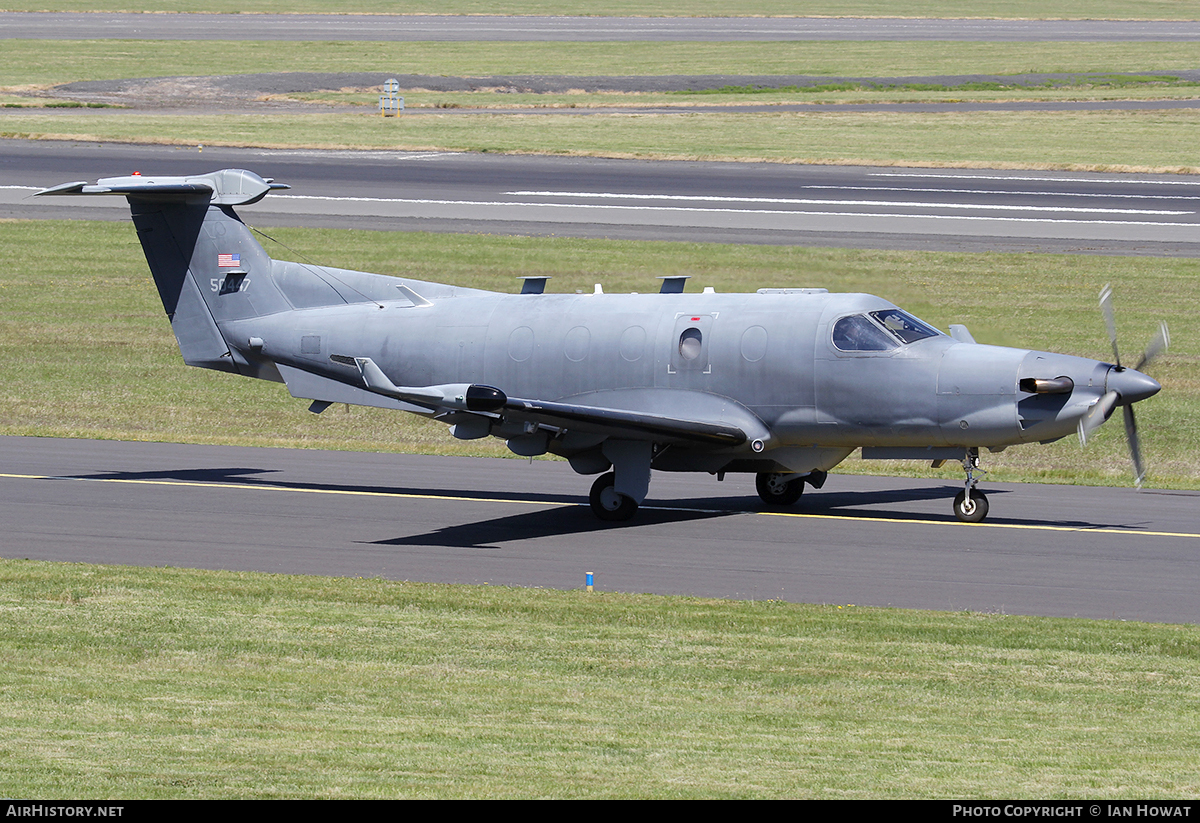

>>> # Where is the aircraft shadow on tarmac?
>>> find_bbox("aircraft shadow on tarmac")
[72,466,583,506]
[670,483,974,515]
[372,485,1019,549]
[72,468,1121,536]
[663,483,1021,522]
[727,484,1128,531]
[369,504,728,549]
[78,467,276,484]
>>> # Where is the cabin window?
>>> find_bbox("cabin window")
[679,327,703,360]
[832,315,897,352]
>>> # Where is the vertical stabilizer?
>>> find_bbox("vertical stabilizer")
[37,169,291,374]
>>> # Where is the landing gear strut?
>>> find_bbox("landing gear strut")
[953,449,989,523]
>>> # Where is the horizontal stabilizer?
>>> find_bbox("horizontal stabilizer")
[276,363,430,414]
[36,169,288,205]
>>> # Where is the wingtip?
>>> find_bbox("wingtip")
[34,181,88,197]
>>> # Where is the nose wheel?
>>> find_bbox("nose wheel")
[953,488,989,523]
[953,449,989,522]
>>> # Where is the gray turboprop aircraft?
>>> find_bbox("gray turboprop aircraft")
[39,169,1167,522]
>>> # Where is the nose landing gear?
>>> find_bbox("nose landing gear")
[953,449,989,522]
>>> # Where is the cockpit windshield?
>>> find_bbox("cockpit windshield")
[869,309,942,344]
[832,309,942,352]
[832,314,897,351]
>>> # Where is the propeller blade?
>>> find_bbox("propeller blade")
[1099,284,1121,367]
[1092,287,1157,487]
[1133,321,1170,373]
[1124,404,1145,487]
[1077,390,1118,447]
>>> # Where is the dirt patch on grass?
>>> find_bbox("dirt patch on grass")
[30,70,1200,110]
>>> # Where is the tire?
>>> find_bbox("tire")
[589,472,639,521]
[755,472,804,507]
[953,489,989,523]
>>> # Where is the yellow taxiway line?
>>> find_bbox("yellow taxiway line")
[4,471,1199,540]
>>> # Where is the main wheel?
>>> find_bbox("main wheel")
[953,489,989,523]
[589,472,639,521]
[756,472,804,506]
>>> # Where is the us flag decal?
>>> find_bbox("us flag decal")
[218,253,241,267]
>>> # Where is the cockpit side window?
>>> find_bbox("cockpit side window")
[869,309,942,344]
[832,314,898,351]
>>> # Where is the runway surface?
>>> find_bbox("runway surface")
[4,436,1197,624]
[4,13,1198,42]
[6,139,1200,255]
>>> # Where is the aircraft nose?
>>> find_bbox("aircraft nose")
[1107,367,1161,405]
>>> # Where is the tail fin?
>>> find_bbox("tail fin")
[37,169,291,374]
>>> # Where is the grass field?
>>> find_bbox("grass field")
[2,558,1197,799]
[4,40,1199,87]
[285,78,1200,113]
[5,109,1199,172]
[1,220,1194,488]
[3,0,1198,18]
[4,39,1198,170]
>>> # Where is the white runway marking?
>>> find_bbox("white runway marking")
[797,186,1200,202]
[273,194,1195,227]
[871,172,1200,187]
[504,190,1192,216]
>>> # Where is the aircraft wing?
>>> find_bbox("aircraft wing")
[352,357,759,447]
[499,395,748,446]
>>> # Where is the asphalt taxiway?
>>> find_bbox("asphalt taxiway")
[3,436,1197,624]
[6,140,1200,256]
[4,13,1199,42]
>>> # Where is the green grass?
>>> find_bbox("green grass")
[1,220,1194,488]
[1,100,115,108]
[4,40,1200,87]
[677,74,1197,96]
[3,0,1198,18]
[1,558,1197,798]
[692,74,1190,92]
[4,40,1198,171]
[4,108,1198,173]
[289,77,1200,112]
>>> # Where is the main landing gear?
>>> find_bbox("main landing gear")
[953,449,989,523]
[754,470,826,508]
[587,441,652,522]
[589,472,639,521]
[755,472,804,506]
